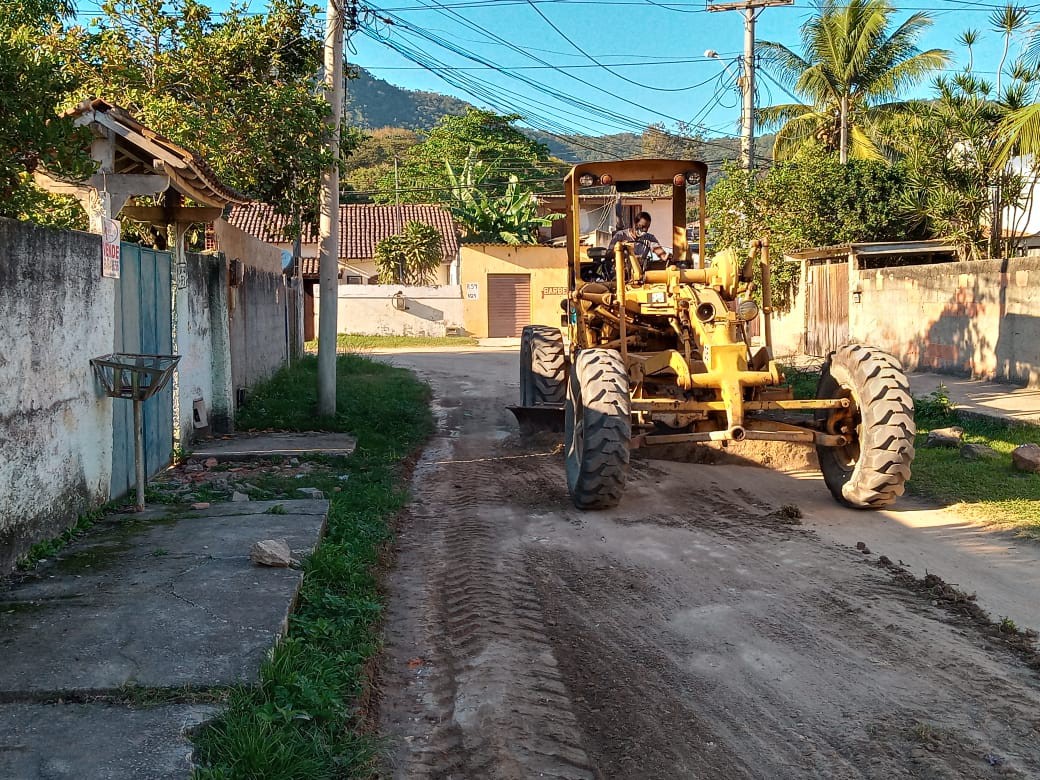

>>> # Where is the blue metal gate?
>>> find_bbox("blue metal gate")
[111,243,174,498]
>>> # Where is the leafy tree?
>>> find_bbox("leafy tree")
[378,108,563,204]
[758,0,949,162]
[54,0,354,228]
[374,220,443,285]
[446,154,561,244]
[707,151,914,306]
[342,127,419,203]
[0,0,93,217]
[640,123,702,159]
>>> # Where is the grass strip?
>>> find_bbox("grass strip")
[781,363,1040,535]
[192,354,432,779]
[304,333,480,352]
[911,387,1040,535]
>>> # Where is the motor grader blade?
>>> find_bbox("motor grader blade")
[508,404,565,435]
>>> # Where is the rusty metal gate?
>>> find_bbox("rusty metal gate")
[805,262,849,357]
[487,274,530,338]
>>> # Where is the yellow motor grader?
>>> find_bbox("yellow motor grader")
[517,159,915,510]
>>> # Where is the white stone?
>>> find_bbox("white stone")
[250,538,292,567]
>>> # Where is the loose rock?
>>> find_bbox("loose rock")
[250,538,292,567]
[297,487,324,499]
[925,426,964,448]
[190,502,210,510]
[231,491,250,502]
[1011,443,1040,473]
[960,443,1000,460]
[203,457,218,468]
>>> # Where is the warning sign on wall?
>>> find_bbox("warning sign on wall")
[101,218,121,279]
[466,282,479,300]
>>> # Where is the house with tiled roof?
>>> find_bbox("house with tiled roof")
[223,203,460,285]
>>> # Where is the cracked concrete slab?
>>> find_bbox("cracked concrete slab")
[191,431,356,461]
[0,702,216,779]
[0,499,327,694]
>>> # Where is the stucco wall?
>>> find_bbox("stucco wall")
[314,285,464,337]
[175,253,234,442]
[460,245,569,338]
[851,257,1040,385]
[215,222,289,403]
[0,219,115,573]
[768,278,807,359]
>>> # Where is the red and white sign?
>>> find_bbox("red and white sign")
[101,218,121,279]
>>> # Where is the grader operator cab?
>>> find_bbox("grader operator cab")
[516,159,916,510]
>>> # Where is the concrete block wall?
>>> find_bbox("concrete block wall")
[0,219,115,573]
[850,257,1040,385]
[315,285,465,337]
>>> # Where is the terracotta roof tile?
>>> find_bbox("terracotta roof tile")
[225,203,460,261]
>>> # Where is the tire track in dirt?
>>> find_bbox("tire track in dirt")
[379,379,594,779]
[377,352,1040,780]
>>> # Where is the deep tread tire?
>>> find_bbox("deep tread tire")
[816,344,916,509]
[565,349,631,509]
[520,325,566,406]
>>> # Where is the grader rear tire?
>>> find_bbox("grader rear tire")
[565,349,631,509]
[816,344,916,509]
[520,325,567,406]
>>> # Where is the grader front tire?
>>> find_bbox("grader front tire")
[520,325,567,406]
[565,349,631,510]
[816,344,916,509]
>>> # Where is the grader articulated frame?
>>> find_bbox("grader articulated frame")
[516,159,916,511]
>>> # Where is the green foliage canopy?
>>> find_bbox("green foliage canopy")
[707,151,914,307]
[378,109,563,204]
[53,0,355,227]
[0,0,93,217]
[374,220,444,285]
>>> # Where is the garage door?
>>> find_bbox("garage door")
[487,274,531,338]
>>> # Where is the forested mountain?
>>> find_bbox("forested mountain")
[343,66,765,173]
[344,67,472,130]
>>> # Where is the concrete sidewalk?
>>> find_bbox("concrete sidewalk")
[909,372,1040,425]
[0,498,328,779]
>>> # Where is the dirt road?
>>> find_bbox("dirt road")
[376,348,1040,780]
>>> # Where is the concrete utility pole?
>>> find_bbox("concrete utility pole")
[317,0,353,416]
[707,0,793,171]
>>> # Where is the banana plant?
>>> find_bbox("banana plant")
[445,151,561,244]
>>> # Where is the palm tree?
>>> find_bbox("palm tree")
[758,0,950,163]
[957,28,979,72]
[990,4,1030,94]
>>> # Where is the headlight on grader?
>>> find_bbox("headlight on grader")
[737,300,760,322]
[695,302,716,323]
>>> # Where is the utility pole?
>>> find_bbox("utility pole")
[707,0,792,170]
[317,0,355,416]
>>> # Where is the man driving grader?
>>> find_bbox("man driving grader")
[517,159,916,511]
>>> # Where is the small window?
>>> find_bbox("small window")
[345,275,363,285]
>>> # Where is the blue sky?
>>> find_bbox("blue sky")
[343,0,1023,140]
[75,0,1036,141]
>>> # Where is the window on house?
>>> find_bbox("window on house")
[345,275,363,284]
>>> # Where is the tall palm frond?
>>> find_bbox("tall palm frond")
[758,0,949,162]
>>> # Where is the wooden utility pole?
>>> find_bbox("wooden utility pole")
[317,0,349,416]
[707,0,792,170]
